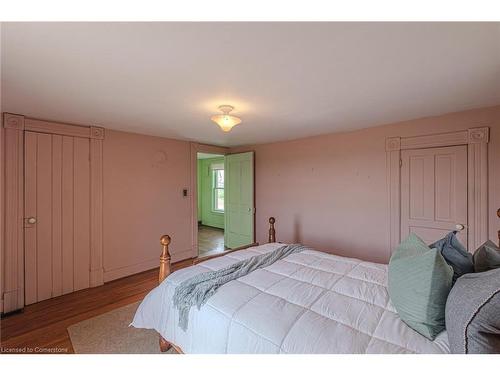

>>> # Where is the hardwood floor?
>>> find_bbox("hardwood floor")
[0,259,193,354]
[198,224,227,257]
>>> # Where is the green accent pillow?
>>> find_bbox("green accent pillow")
[388,233,453,340]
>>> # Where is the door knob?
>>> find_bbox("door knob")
[455,224,465,231]
[27,217,37,224]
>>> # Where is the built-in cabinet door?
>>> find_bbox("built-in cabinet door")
[24,131,91,305]
[401,145,468,247]
[224,152,254,249]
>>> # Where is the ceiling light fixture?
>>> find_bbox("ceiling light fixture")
[211,105,242,132]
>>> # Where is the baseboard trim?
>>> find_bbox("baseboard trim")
[104,259,159,282]
[2,289,23,313]
[171,248,193,263]
[103,248,193,282]
[90,268,104,287]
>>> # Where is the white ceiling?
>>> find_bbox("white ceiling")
[2,22,500,147]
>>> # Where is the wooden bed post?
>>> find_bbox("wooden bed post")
[268,217,276,243]
[159,234,172,352]
[159,235,171,284]
[157,217,276,353]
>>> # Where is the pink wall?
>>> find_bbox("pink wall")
[232,105,500,263]
[2,105,499,295]
[102,130,192,281]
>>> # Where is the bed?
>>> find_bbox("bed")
[131,217,451,354]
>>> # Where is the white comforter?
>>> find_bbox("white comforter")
[131,243,450,354]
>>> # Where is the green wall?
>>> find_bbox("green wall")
[197,157,224,229]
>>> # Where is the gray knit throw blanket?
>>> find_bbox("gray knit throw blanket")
[172,244,308,331]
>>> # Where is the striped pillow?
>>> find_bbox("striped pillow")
[388,233,454,340]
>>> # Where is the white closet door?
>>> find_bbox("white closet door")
[24,131,91,305]
[401,145,468,247]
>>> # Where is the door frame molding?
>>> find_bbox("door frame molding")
[189,143,229,258]
[1,113,105,313]
[386,126,489,254]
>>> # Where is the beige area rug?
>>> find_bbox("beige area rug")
[67,302,176,354]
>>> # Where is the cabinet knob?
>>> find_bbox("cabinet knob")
[27,217,37,224]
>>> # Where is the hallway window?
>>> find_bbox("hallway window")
[213,169,224,212]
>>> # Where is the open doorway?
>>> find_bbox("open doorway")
[194,150,255,258]
[197,152,226,257]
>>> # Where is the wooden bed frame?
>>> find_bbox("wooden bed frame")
[157,216,277,353]
[155,210,500,354]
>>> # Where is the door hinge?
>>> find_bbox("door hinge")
[399,159,402,168]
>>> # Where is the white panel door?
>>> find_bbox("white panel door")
[401,145,468,247]
[24,131,91,305]
[224,152,255,249]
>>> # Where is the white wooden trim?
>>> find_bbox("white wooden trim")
[2,113,105,312]
[3,113,24,130]
[385,137,401,256]
[2,113,25,312]
[386,127,490,252]
[103,258,160,283]
[467,139,489,250]
[102,248,192,282]
[400,130,468,150]
[0,122,3,313]
[190,143,198,259]
[0,119,5,313]
[21,117,104,139]
[90,135,105,287]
